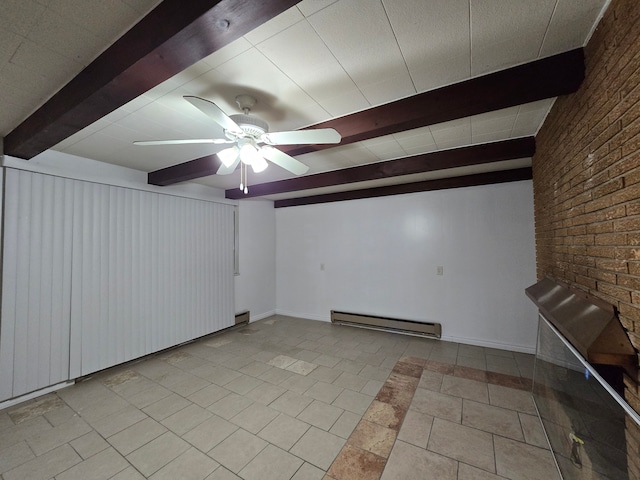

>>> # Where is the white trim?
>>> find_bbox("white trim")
[0,381,74,410]
[275,310,330,322]
[249,310,276,322]
[441,335,536,354]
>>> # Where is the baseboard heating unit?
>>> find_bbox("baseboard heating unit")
[331,310,441,339]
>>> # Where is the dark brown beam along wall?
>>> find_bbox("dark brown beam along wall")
[4,0,300,159]
[225,137,535,199]
[148,48,584,186]
[274,168,533,208]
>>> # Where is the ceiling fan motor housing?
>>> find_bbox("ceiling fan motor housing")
[229,114,269,138]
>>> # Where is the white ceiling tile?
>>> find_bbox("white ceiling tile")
[297,0,339,17]
[308,0,414,101]
[315,90,370,118]
[402,143,439,156]
[169,61,214,88]
[244,6,304,45]
[201,37,253,69]
[470,0,556,76]
[359,72,416,105]
[471,109,517,136]
[430,118,471,148]
[472,130,514,144]
[518,98,555,113]
[394,128,436,151]
[63,131,129,160]
[0,28,23,66]
[512,109,549,136]
[541,0,607,57]
[361,137,406,160]
[26,9,104,65]
[121,0,162,15]
[383,0,471,92]
[9,38,83,87]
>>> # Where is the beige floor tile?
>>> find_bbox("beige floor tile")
[0,441,34,474]
[239,361,274,378]
[142,393,192,420]
[286,360,319,376]
[0,412,13,431]
[268,355,298,369]
[329,410,361,439]
[26,415,92,455]
[456,355,488,370]
[332,390,373,415]
[418,369,443,391]
[126,431,190,477]
[230,404,279,434]
[381,440,457,480]
[290,426,346,470]
[149,447,219,480]
[334,359,365,375]
[3,444,80,480]
[6,394,65,425]
[295,350,322,363]
[519,413,549,449]
[313,354,341,368]
[224,374,264,396]
[259,366,295,385]
[297,400,343,431]
[205,466,241,479]
[305,381,344,404]
[183,414,238,452]
[349,419,397,458]
[487,384,536,414]
[44,404,78,426]
[280,373,318,394]
[126,383,173,409]
[207,393,253,420]
[110,466,146,479]
[108,417,167,456]
[327,443,386,480]
[56,447,129,480]
[462,399,524,441]
[292,462,325,480]
[494,435,558,480]
[245,381,286,405]
[440,375,489,403]
[258,413,311,450]
[458,344,486,359]
[199,365,242,386]
[88,405,148,438]
[209,429,268,474]
[188,383,229,406]
[239,444,303,480]
[397,409,433,448]
[0,416,53,452]
[57,381,130,422]
[161,403,212,436]
[363,400,404,430]
[410,388,462,423]
[427,418,495,473]
[69,431,110,459]
[309,366,342,383]
[458,463,506,479]
[271,391,314,416]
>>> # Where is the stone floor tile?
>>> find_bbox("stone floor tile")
[271,391,314,416]
[0,441,34,474]
[327,444,386,480]
[410,388,462,423]
[258,366,295,385]
[88,405,148,438]
[360,379,384,397]
[57,381,130,422]
[279,373,318,394]
[108,417,167,456]
[363,400,405,430]
[329,410,361,439]
[230,403,279,434]
[109,466,146,479]
[220,355,254,371]
[314,355,341,368]
[199,365,242,386]
[458,344,486,359]
[205,466,241,479]
[348,420,396,458]
[295,350,322,363]
[207,393,253,420]
[334,359,365,375]
[332,390,373,415]
[126,431,190,477]
[209,429,268,474]
[454,365,488,382]
[286,360,319,376]
[186,383,229,406]
[223,374,263,396]
[268,355,298,369]
[2,444,80,480]
[25,415,92,455]
[290,426,346,470]
[487,384,536,414]
[309,366,343,383]
[56,447,129,480]
[142,393,192,420]
[297,400,343,431]
[258,413,310,450]
[292,462,326,480]
[6,394,65,425]
[44,404,78,427]
[305,382,344,404]
[245,381,286,405]
[69,430,110,459]
[239,444,303,480]
[440,375,489,403]
[397,409,433,448]
[161,403,212,436]
[239,361,274,378]
[456,355,488,371]
[183,414,238,452]
[462,399,524,441]
[332,372,368,392]
[519,412,549,448]
[427,418,495,473]
[149,447,219,480]
[0,412,14,431]
[125,383,173,410]
[418,369,443,391]
[381,440,457,480]
[458,463,507,479]
[494,435,558,480]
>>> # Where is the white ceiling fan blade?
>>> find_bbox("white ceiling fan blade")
[262,128,341,146]
[134,139,232,146]
[184,95,243,135]
[260,146,309,175]
[216,155,240,175]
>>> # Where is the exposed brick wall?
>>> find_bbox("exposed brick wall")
[533,0,640,477]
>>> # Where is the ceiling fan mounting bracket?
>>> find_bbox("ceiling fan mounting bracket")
[235,94,257,114]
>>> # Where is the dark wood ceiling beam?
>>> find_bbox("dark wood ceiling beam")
[225,136,534,199]
[148,48,583,186]
[274,168,533,208]
[4,0,300,160]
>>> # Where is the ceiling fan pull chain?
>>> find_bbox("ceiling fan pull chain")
[239,160,244,191]
[244,164,249,194]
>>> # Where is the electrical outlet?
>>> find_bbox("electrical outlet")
[436,266,444,276]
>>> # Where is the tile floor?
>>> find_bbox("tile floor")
[0,316,558,480]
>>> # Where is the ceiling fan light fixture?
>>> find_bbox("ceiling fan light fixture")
[217,146,238,167]
[239,141,260,166]
[251,154,268,173]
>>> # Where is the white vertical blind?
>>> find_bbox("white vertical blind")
[1,168,235,400]
[0,170,74,399]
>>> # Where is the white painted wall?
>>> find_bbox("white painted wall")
[235,199,277,321]
[276,180,538,352]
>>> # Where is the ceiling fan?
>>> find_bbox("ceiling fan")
[135,94,341,193]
